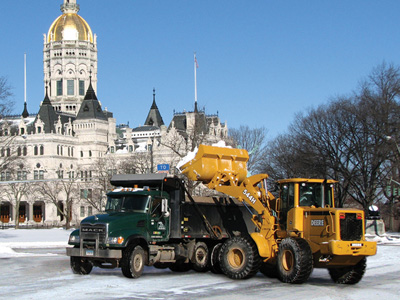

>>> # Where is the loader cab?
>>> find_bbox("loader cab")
[277,179,336,229]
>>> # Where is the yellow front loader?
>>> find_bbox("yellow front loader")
[180,144,377,284]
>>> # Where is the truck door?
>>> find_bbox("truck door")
[149,197,170,242]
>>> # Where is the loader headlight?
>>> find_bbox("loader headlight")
[106,236,124,245]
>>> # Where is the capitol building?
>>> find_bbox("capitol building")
[0,0,227,227]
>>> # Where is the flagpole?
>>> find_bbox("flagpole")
[24,53,27,105]
[194,52,198,108]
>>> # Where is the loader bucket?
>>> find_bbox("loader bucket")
[179,144,249,184]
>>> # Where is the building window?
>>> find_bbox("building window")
[40,145,44,155]
[57,170,64,179]
[23,147,27,156]
[67,80,74,96]
[34,170,44,180]
[1,171,11,181]
[79,80,85,96]
[17,147,22,156]
[88,206,93,216]
[80,189,92,199]
[57,80,63,96]
[129,145,133,152]
[17,171,27,181]
[89,150,92,157]
[80,206,85,218]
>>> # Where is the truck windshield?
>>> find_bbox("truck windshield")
[299,183,334,208]
[105,195,150,213]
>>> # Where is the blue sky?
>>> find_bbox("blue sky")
[1,0,400,139]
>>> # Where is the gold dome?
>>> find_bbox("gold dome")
[47,13,93,43]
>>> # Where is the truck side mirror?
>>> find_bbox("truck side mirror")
[161,198,170,217]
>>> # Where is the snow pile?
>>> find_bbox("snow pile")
[176,141,231,171]
[366,232,400,245]
[176,147,198,171]
[0,228,72,258]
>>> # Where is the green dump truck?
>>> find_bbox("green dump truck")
[66,173,255,278]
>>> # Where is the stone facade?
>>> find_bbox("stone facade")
[0,0,227,228]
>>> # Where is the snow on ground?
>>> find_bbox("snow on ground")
[1,229,400,300]
[0,228,399,259]
[0,228,72,258]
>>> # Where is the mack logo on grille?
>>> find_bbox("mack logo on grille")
[81,227,104,233]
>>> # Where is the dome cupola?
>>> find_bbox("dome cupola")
[47,0,93,42]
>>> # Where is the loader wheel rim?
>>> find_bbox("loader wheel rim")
[282,249,294,272]
[227,248,245,269]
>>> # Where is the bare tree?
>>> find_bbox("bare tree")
[0,76,14,117]
[228,125,268,175]
[34,179,79,229]
[2,182,31,229]
[261,63,400,217]
[0,76,17,170]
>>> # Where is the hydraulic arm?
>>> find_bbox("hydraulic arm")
[179,144,278,259]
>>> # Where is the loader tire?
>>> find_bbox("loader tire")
[328,257,366,284]
[192,242,210,272]
[260,261,278,278]
[219,236,261,279]
[70,256,93,275]
[277,237,313,284]
[121,244,146,279]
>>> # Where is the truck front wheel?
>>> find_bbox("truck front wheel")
[276,237,313,284]
[219,236,261,279]
[70,256,93,275]
[121,244,146,278]
[328,257,366,284]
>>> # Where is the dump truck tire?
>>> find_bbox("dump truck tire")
[328,257,366,284]
[70,256,93,275]
[192,241,210,272]
[169,261,192,272]
[121,244,145,278]
[210,243,223,274]
[219,236,261,279]
[277,237,313,284]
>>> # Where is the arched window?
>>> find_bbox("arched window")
[34,146,38,155]
[40,145,44,155]
[23,147,27,156]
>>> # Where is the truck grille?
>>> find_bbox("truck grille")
[340,213,362,241]
[80,223,107,244]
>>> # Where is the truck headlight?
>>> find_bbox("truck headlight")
[69,235,80,243]
[106,236,124,245]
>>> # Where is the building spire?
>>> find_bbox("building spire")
[61,0,80,14]
[151,88,157,109]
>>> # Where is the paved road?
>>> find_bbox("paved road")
[1,246,399,300]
